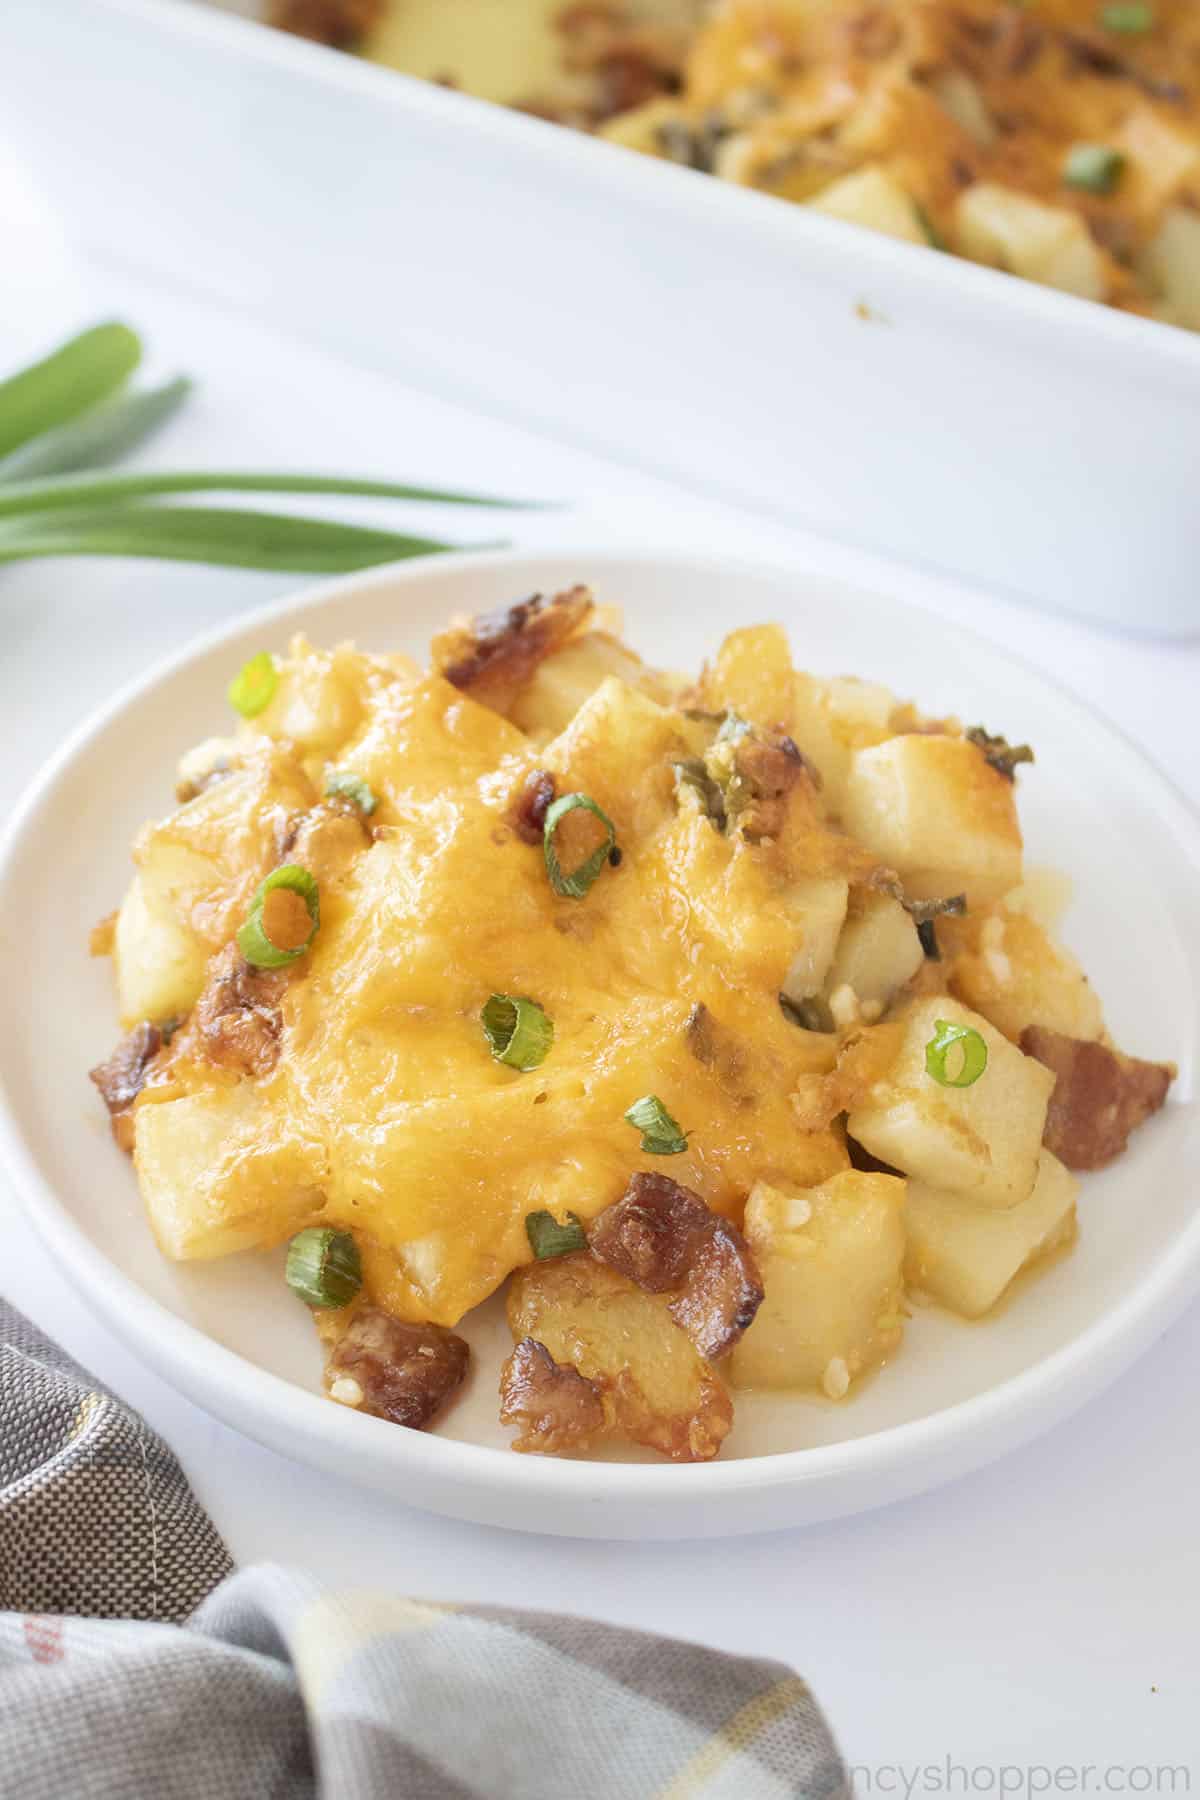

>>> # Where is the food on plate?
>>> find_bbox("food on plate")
[269,0,1200,326]
[90,584,1175,1460]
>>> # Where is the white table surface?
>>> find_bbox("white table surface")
[3,244,1199,1786]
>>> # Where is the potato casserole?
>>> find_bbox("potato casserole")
[90,588,1174,1459]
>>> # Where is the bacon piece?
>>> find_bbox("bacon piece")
[89,1021,163,1152]
[267,0,383,49]
[589,1172,763,1360]
[325,1307,469,1429]
[499,1337,609,1454]
[193,943,288,1079]
[1020,1026,1174,1171]
[432,586,594,715]
[510,768,557,845]
[728,733,814,842]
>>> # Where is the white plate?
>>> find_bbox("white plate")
[1,548,1197,1538]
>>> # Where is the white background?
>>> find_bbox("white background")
[2,215,1198,1783]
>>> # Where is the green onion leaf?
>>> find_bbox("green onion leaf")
[286,1227,362,1309]
[229,652,279,718]
[0,376,192,484]
[0,467,542,520]
[925,1019,989,1088]
[0,505,466,573]
[0,322,141,462]
[1100,2,1153,31]
[624,1093,690,1155]
[525,1210,587,1260]
[543,793,618,899]
[326,770,378,815]
[237,864,320,969]
[481,994,555,1071]
[1063,144,1126,195]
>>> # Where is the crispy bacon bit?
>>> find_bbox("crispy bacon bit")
[499,1336,609,1454]
[728,731,817,842]
[89,1021,162,1151]
[432,585,594,715]
[325,1307,469,1429]
[267,0,383,48]
[282,800,371,886]
[589,1172,763,1359]
[511,768,557,845]
[1020,1027,1174,1171]
[194,943,288,1079]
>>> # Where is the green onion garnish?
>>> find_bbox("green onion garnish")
[624,1094,690,1155]
[285,1227,362,1309]
[326,770,378,815]
[925,1020,989,1089]
[237,864,320,970]
[1063,144,1126,195]
[481,994,555,1071]
[525,1209,587,1259]
[228,651,278,718]
[1100,2,1153,31]
[543,792,618,899]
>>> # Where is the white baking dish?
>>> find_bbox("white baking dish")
[5,0,1200,635]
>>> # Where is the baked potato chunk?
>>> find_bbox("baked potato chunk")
[949,911,1103,1045]
[506,1254,733,1461]
[825,889,924,1018]
[840,735,1022,907]
[905,1150,1078,1319]
[847,997,1054,1208]
[731,1171,906,1394]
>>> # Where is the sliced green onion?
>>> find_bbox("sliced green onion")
[228,651,279,718]
[286,1227,362,1309]
[525,1209,587,1260]
[925,1019,989,1089]
[237,864,320,969]
[624,1094,690,1155]
[1100,2,1153,32]
[326,770,378,815]
[1063,144,1125,195]
[481,994,555,1071]
[543,792,618,899]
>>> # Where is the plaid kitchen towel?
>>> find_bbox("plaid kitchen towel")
[0,1301,848,1800]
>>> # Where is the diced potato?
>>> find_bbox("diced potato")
[1139,206,1200,331]
[905,1150,1078,1317]
[840,734,1022,906]
[541,676,684,836]
[956,184,1106,301]
[731,1171,906,1392]
[134,1083,326,1259]
[507,1254,732,1461]
[700,624,796,735]
[1116,110,1200,220]
[808,166,926,245]
[790,673,897,815]
[826,890,924,1014]
[114,868,210,1028]
[599,96,682,157]
[175,736,242,800]
[929,70,996,149]
[251,638,366,760]
[781,876,851,1003]
[847,996,1055,1208]
[949,910,1104,1044]
[509,631,648,738]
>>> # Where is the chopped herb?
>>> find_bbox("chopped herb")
[543,792,618,899]
[925,1019,989,1088]
[481,993,554,1072]
[1100,2,1153,32]
[228,651,278,719]
[1063,144,1126,195]
[286,1228,362,1309]
[673,756,727,830]
[966,726,1035,780]
[525,1209,587,1259]
[237,864,319,969]
[624,1094,690,1155]
[325,770,377,815]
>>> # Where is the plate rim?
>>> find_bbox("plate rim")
[2,543,1198,1523]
